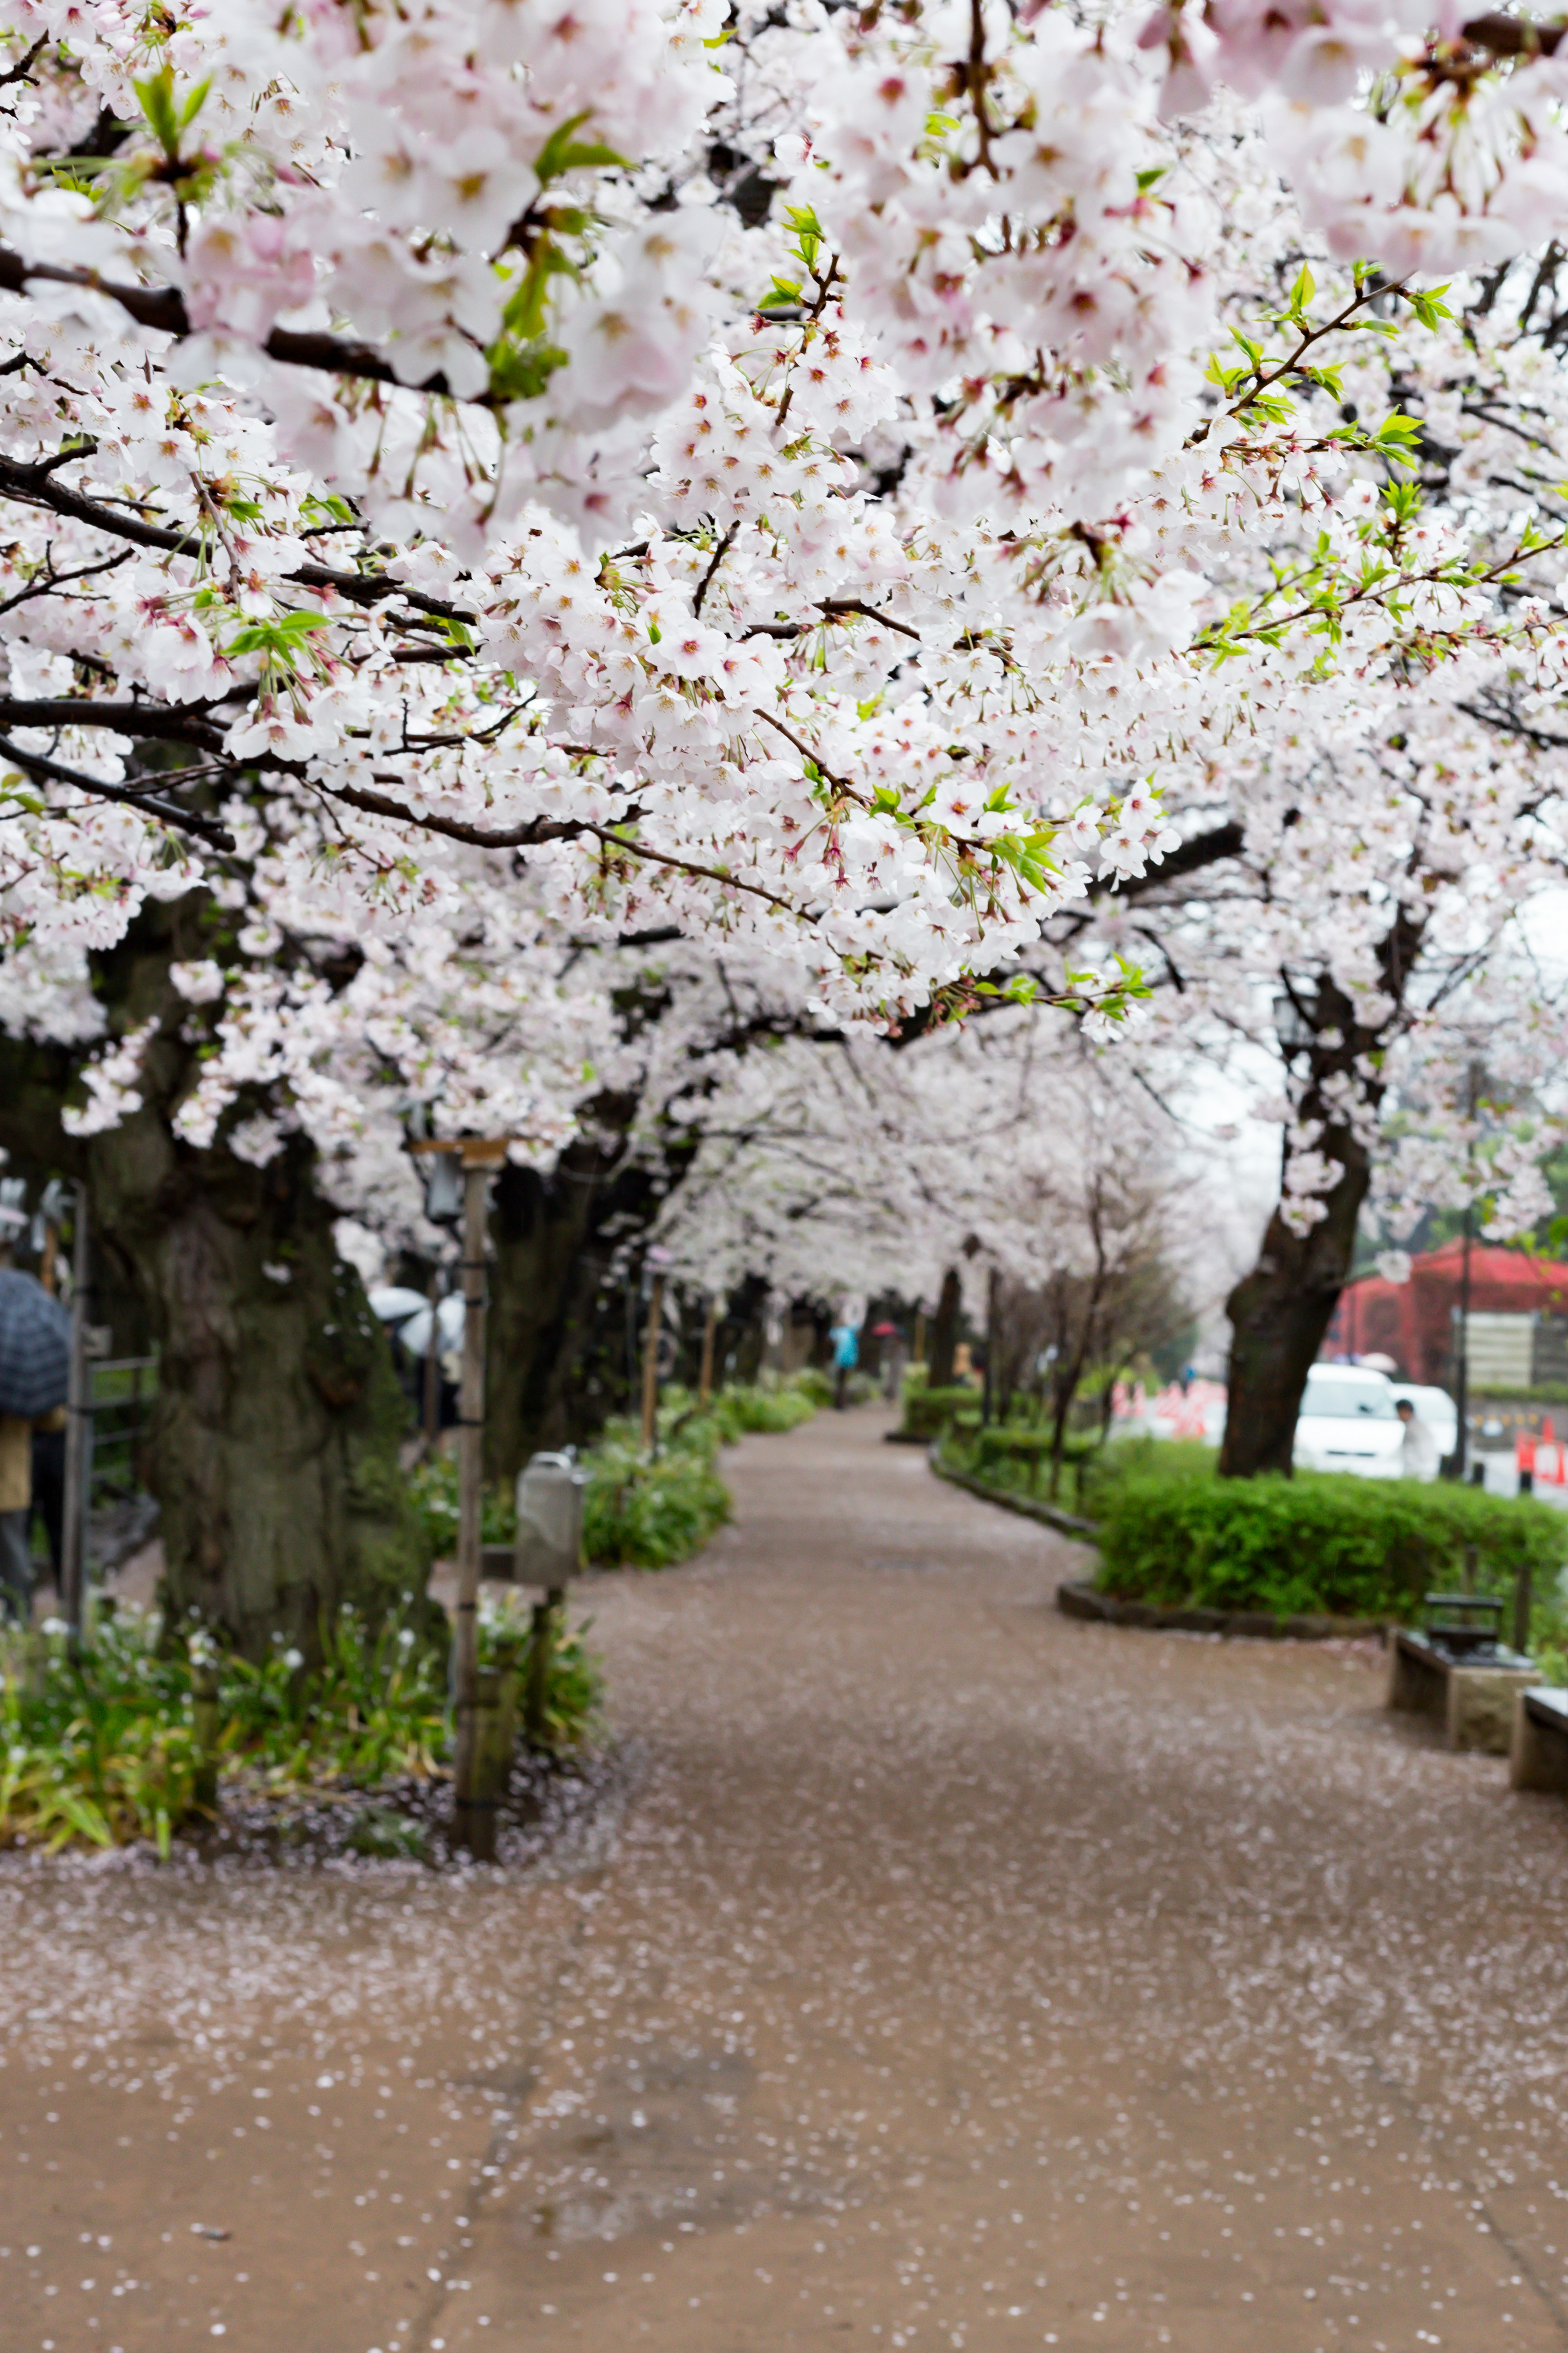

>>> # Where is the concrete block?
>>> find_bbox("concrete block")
[1446,1663,1537,1755]
[1386,1630,1445,1717]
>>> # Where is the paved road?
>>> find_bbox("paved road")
[3,1406,1568,2353]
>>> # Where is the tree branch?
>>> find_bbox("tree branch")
[0,247,502,406]
[0,697,227,750]
[0,735,234,848]
[0,451,478,622]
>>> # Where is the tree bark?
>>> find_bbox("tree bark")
[1216,942,1414,1478]
[0,902,430,1657]
[483,1101,699,1481]
[927,1267,962,1388]
[1217,1154,1373,1478]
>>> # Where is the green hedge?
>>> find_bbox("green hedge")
[1469,1384,1568,1407]
[1095,1444,1568,1623]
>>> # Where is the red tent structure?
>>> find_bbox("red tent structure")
[1324,1239,1568,1385]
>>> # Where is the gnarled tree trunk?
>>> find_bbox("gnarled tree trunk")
[1217,1155,1372,1478]
[1217,944,1411,1478]
[0,901,430,1657]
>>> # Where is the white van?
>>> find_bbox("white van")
[1293,1365,1405,1477]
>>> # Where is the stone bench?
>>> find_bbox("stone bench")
[1385,1627,1537,1754]
[1510,1685,1568,1794]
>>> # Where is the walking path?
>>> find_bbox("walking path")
[4,1407,1568,2351]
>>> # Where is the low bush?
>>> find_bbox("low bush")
[414,1378,817,1575]
[0,1595,601,1854]
[407,1451,516,1556]
[937,1422,1105,1509]
[701,1380,818,1441]
[582,1420,732,1567]
[1093,1448,1568,1625]
[902,1383,981,1439]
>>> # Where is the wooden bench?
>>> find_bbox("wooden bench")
[1510,1686,1568,1794]
[1385,1626,1537,1754]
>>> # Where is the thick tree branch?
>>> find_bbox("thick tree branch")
[0,246,500,406]
[0,734,234,847]
[0,696,227,750]
[1461,12,1568,57]
[0,451,477,622]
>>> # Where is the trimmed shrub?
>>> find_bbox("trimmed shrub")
[1094,1449,1568,1624]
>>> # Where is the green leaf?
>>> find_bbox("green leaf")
[133,67,181,158]
[533,110,630,186]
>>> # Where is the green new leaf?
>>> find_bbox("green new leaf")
[533,110,630,185]
[223,609,331,664]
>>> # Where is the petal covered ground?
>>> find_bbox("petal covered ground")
[2,1405,1567,2351]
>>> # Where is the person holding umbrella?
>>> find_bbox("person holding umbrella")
[0,1216,70,1620]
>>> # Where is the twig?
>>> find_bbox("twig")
[691,522,738,618]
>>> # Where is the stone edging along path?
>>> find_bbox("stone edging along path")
[928,1442,1390,1644]
[1056,1579,1389,1643]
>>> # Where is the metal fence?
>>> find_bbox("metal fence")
[87,1355,158,1508]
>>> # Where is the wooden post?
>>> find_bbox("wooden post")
[482,1637,522,1789]
[451,1158,493,1860]
[422,1266,441,1454]
[698,1293,719,1408]
[191,1659,220,1814]
[912,1309,925,1367]
[524,1588,564,1751]
[640,1271,664,1452]
[981,1265,1000,1427]
[1514,1559,1533,1657]
[60,1184,90,1640]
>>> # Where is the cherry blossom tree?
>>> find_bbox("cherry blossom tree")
[4,0,1568,1591]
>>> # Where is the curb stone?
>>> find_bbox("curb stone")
[927,1443,1098,1538]
[1056,1578,1389,1644]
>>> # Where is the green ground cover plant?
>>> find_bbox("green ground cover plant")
[0,1596,600,1854]
[1089,1439,1568,1628]
[411,1376,820,1573]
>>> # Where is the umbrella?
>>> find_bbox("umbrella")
[394,1295,466,1358]
[369,1285,431,1325]
[0,1267,70,1418]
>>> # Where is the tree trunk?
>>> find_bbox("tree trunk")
[1217,1154,1372,1478]
[927,1267,961,1388]
[0,903,430,1659]
[1216,950,1407,1479]
[483,1103,699,1481]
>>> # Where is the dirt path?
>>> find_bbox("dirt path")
[4,1406,1568,2353]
